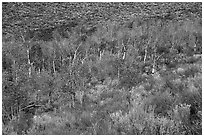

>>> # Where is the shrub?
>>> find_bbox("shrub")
[143,91,175,117]
[119,70,144,90]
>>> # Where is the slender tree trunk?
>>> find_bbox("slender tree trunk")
[99,50,104,60]
[21,31,32,77]
[53,60,56,74]
[27,49,32,77]
[42,58,45,71]
[194,44,197,53]
[144,45,148,64]
[81,49,88,64]
[12,60,16,84]
[72,44,81,66]
[69,43,81,75]
[11,106,14,119]
[117,68,120,79]
[152,56,156,74]
[144,35,152,64]
[121,39,125,60]
[99,50,101,60]
[52,49,56,75]
[152,37,159,74]
[62,58,65,68]
[122,47,126,60]
[117,50,120,58]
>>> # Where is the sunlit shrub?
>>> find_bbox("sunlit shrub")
[172,104,191,124]
[143,91,175,117]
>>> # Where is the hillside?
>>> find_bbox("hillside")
[2,2,202,135]
[2,2,201,34]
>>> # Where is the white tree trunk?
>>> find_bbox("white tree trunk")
[27,49,32,77]
[144,45,148,63]
[152,58,156,74]
[13,60,17,84]
[53,60,56,73]
[122,50,126,60]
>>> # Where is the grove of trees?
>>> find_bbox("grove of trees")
[2,2,202,135]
